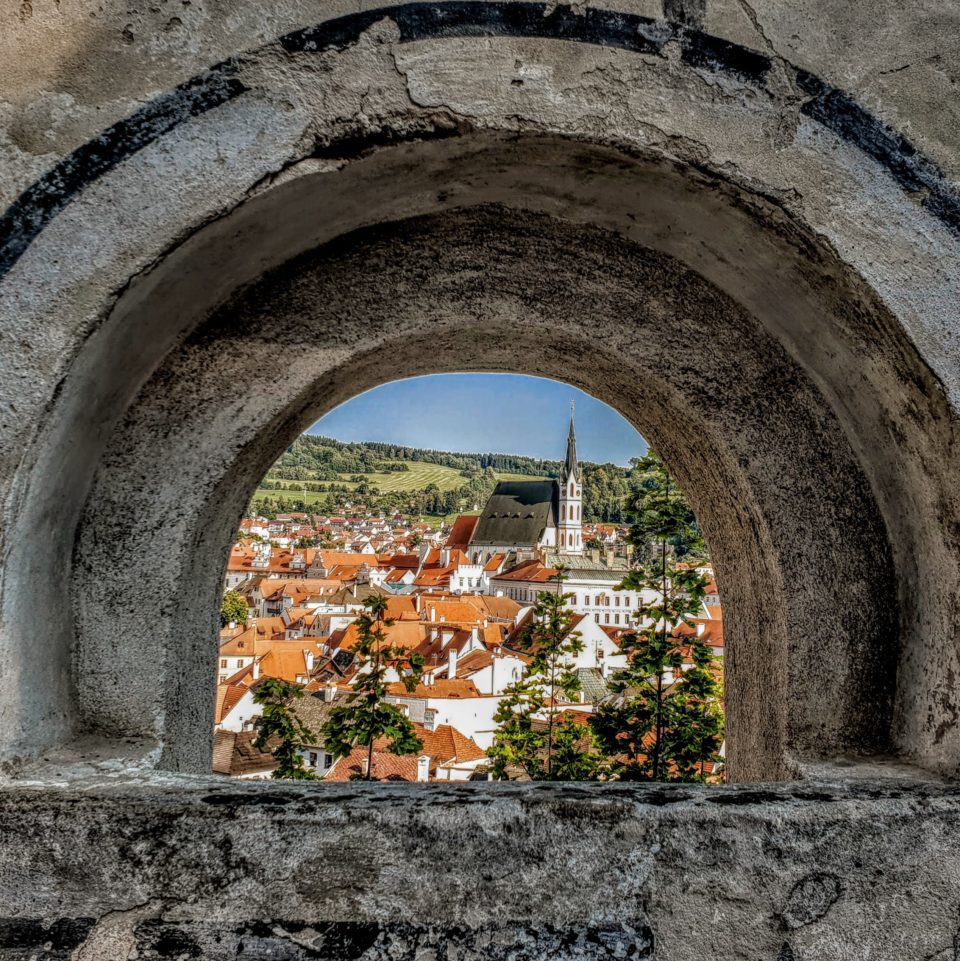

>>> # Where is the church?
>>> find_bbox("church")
[467,409,584,564]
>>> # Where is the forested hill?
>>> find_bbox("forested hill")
[271,434,565,479]
[255,434,635,523]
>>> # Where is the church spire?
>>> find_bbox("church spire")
[557,400,583,555]
[563,400,579,483]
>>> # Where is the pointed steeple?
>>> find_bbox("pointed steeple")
[562,400,579,483]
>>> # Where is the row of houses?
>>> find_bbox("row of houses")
[214,561,724,781]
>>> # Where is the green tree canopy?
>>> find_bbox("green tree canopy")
[591,450,723,782]
[320,595,425,780]
[488,570,602,780]
[220,590,248,627]
[253,678,318,780]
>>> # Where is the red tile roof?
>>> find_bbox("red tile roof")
[445,515,480,550]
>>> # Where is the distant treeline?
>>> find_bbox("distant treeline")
[268,434,560,481]
[258,434,635,523]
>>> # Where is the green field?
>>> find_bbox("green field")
[253,461,547,504]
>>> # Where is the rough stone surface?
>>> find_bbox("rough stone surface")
[1,770,960,960]
[3,2,960,955]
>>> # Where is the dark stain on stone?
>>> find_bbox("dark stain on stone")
[681,30,769,83]
[778,942,796,961]
[306,921,383,959]
[116,919,654,960]
[796,69,960,237]
[4,2,958,277]
[310,121,465,161]
[636,788,695,806]
[137,921,203,957]
[779,872,845,930]
[0,66,248,274]
[706,790,786,805]
[662,0,705,29]
[789,791,836,802]
[0,918,97,952]
[201,791,294,806]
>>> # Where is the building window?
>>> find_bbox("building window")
[594,613,600,622]
[605,613,610,624]
[220,659,227,668]
[308,751,319,767]
[614,613,620,624]
[324,755,333,769]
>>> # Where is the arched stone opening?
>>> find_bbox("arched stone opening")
[1,8,959,791]
[7,5,960,954]
[68,185,905,784]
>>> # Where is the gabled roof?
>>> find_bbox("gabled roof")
[212,730,277,777]
[469,480,558,548]
[387,678,482,698]
[461,594,522,621]
[446,514,480,550]
[214,683,249,725]
[325,747,420,782]
[493,559,559,583]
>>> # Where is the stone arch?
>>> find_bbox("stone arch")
[67,194,900,782]
[0,4,957,788]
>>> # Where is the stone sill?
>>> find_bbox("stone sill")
[2,750,959,959]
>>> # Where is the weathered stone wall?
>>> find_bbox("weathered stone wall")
[3,768,960,961]
[2,1,960,956]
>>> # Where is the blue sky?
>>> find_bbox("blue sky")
[308,374,648,466]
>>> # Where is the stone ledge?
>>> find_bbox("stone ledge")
[1,764,959,960]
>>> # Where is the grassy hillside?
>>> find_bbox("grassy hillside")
[255,463,538,499]
[252,435,633,522]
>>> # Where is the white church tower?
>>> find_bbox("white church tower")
[557,403,583,555]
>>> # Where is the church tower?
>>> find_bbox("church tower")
[557,403,583,556]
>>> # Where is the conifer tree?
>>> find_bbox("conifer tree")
[253,678,318,780]
[320,595,425,780]
[488,569,600,780]
[590,451,724,781]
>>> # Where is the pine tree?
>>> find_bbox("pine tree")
[253,678,318,780]
[590,451,724,782]
[488,569,600,780]
[320,595,425,780]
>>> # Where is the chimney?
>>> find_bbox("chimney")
[361,757,369,777]
[324,685,337,702]
[252,658,261,681]
[470,625,478,645]
[305,651,315,673]
[605,548,615,568]
[228,621,236,630]
[415,594,422,614]
[416,755,430,783]
[448,647,458,679]
[591,548,601,564]
[429,606,436,622]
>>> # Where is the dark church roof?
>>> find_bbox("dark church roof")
[470,480,558,548]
